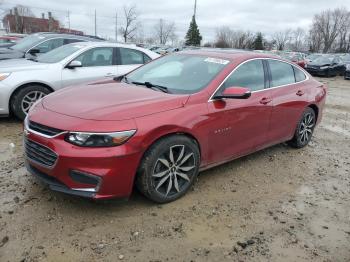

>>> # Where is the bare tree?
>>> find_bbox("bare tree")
[119,5,138,43]
[154,19,176,45]
[291,28,306,51]
[214,27,255,49]
[272,29,292,50]
[311,8,350,53]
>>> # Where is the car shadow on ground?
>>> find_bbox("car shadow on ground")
[30,142,292,213]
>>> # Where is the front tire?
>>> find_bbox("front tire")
[11,85,51,120]
[136,135,200,203]
[288,107,316,148]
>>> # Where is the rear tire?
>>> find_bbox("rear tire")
[287,107,316,148]
[136,135,200,203]
[11,85,51,120]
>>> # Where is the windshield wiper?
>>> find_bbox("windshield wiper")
[131,81,170,93]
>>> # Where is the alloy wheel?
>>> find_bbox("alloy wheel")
[299,112,315,144]
[21,91,46,115]
[152,145,196,197]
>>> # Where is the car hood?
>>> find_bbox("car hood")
[308,61,331,67]
[0,47,24,60]
[42,82,190,121]
[0,59,49,72]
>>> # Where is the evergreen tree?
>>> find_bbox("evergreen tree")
[254,32,264,50]
[185,16,202,46]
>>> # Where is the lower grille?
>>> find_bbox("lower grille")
[25,139,58,167]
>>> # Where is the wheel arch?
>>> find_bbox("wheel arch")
[308,103,319,122]
[132,128,202,185]
[8,82,54,113]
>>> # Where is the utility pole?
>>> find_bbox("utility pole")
[94,9,97,36]
[67,10,70,32]
[194,0,197,18]
[115,11,118,42]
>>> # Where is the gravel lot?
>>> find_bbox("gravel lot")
[0,76,349,262]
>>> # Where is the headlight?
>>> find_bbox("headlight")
[320,66,329,70]
[0,73,11,81]
[346,64,350,70]
[65,130,136,147]
[304,64,308,68]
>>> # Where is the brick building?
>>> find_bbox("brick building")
[3,9,83,35]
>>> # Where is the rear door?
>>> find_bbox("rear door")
[61,47,117,87]
[116,47,152,75]
[266,59,310,144]
[207,59,273,163]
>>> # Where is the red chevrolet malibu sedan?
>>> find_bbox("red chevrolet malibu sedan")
[24,51,327,203]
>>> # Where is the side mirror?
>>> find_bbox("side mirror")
[28,48,40,55]
[214,87,251,100]
[66,60,82,69]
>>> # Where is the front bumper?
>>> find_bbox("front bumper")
[345,70,350,79]
[0,81,12,115]
[24,126,142,200]
[305,68,328,76]
[26,162,96,198]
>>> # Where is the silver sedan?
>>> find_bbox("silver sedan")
[0,42,160,120]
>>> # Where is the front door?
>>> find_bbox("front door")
[61,47,117,88]
[207,59,273,164]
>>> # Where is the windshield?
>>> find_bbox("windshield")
[36,44,84,63]
[11,34,45,51]
[313,56,332,64]
[342,55,350,63]
[126,54,230,94]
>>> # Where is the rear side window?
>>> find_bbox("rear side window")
[34,38,64,53]
[294,67,306,82]
[64,38,85,44]
[119,48,149,65]
[223,60,265,91]
[269,60,296,87]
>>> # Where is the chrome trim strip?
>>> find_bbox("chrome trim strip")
[68,130,137,136]
[24,117,67,139]
[208,57,310,102]
[71,188,97,193]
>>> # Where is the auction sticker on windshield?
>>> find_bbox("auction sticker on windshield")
[204,57,230,65]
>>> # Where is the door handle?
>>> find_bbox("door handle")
[259,97,272,105]
[296,90,305,96]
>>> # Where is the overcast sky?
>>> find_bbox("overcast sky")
[1,0,348,42]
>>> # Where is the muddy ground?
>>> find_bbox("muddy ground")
[0,76,349,262]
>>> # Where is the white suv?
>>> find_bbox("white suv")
[0,42,160,119]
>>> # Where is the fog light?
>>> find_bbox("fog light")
[69,170,102,192]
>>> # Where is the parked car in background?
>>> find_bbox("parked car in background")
[282,52,307,68]
[305,55,344,77]
[24,51,326,203]
[343,54,350,80]
[0,35,22,48]
[305,53,322,64]
[0,42,159,119]
[0,33,104,61]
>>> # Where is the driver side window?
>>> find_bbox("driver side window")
[75,47,114,67]
[223,60,265,91]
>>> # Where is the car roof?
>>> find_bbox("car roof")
[32,33,104,41]
[67,41,144,48]
[180,49,280,61]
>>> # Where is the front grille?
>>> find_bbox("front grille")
[25,139,58,167]
[29,121,64,137]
